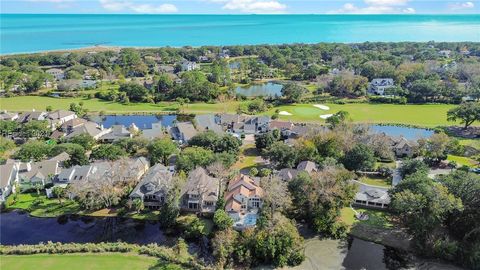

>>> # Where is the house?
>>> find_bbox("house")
[99,125,132,143]
[225,174,263,230]
[243,116,270,134]
[180,167,219,213]
[180,60,198,71]
[55,157,149,185]
[0,111,18,121]
[157,65,175,74]
[57,79,97,91]
[18,159,62,187]
[269,120,294,136]
[140,122,165,140]
[129,164,174,209]
[218,114,246,131]
[277,161,318,181]
[218,50,230,59]
[353,181,390,209]
[368,78,394,96]
[0,163,18,203]
[199,56,209,62]
[64,121,111,140]
[439,50,452,58]
[171,122,198,144]
[61,118,88,133]
[195,114,223,134]
[393,137,415,157]
[46,110,77,130]
[16,110,47,124]
[45,68,65,81]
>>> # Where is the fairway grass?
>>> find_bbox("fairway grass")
[1,95,460,127]
[0,253,160,270]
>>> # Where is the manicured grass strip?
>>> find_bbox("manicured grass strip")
[2,95,462,127]
[234,144,260,170]
[340,207,393,230]
[447,155,478,167]
[359,175,392,188]
[0,253,159,270]
[6,193,81,218]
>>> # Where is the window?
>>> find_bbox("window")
[204,201,214,206]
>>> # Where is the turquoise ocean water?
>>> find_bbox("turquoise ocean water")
[1,14,479,54]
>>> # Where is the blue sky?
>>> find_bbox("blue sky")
[1,0,479,14]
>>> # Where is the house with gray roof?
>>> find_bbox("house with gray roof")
[46,110,77,130]
[195,114,223,134]
[353,180,390,209]
[140,122,165,140]
[244,116,270,134]
[393,137,415,157]
[99,125,132,143]
[170,122,197,144]
[129,164,174,209]
[0,163,18,203]
[277,161,318,181]
[65,121,111,140]
[0,111,18,121]
[180,167,220,213]
[16,111,47,124]
[18,159,62,187]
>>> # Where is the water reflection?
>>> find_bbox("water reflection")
[235,82,283,97]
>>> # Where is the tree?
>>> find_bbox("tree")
[114,137,148,156]
[447,102,480,129]
[281,83,306,103]
[15,140,52,162]
[390,172,463,252]
[418,132,451,165]
[20,120,50,139]
[176,147,215,172]
[132,198,144,213]
[147,138,178,165]
[288,167,356,237]
[215,134,241,154]
[159,185,181,228]
[90,144,127,161]
[69,102,88,117]
[341,143,375,172]
[51,143,89,167]
[52,186,65,205]
[213,209,233,230]
[212,228,238,268]
[119,82,149,102]
[189,131,219,151]
[260,176,292,216]
[0,120,18,135]
[255,132,277,150]
[67,134,95,150]
[263,142,297,169]
[399,159,429,178]
[325,111,349,128]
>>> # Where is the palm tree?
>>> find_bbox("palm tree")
[52,186,65,205]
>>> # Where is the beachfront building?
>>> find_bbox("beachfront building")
[129,164,174,209]
[180,167,219,214]
[225,174,264,230]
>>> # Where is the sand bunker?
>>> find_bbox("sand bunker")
[313,104,330,110]
[320,114,333,119]
[279,111,292,116]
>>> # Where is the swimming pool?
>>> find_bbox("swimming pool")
[243,214,258,227]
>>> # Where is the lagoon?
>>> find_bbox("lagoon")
[371,125,434,140]
[1,14,480,54]
[235,82,283,97]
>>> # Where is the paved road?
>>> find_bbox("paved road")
[392,160,402,186]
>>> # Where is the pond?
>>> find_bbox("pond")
[100,114,177,130]
[235,82,283,97]
[370,125,434,140]
[0,210,174,246]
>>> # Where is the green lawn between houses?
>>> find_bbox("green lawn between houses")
[340,207,393,230]
[6,193,81,218]
[1,95,461,127]
[0,253,180,270]
[447,154,479,167]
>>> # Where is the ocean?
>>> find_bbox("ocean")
[1,14,479,54]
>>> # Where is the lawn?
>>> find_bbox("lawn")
[234,144,260,171]
[359,175,392,188]
[2,95,461,127]
[340,207,393,230]
[6,193,81,218]
[266,103,457,127]
[0,253,165,270]
[447,154,478,167]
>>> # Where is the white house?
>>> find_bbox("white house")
[180,60,199,71]
[0,163,18,203]
[46,110,77,130]
[368,78,395,96]
[353,181,390,209]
